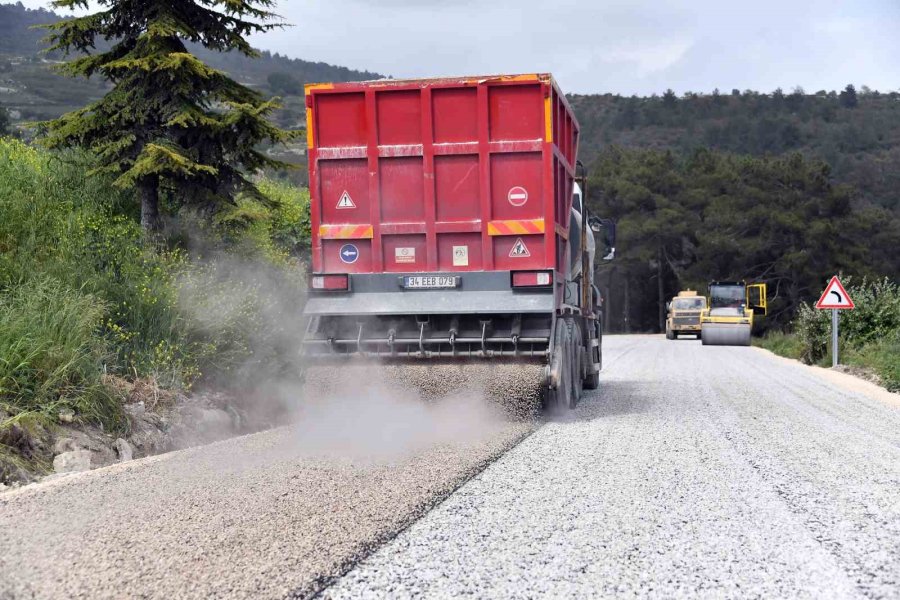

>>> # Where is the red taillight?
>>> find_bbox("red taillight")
[511,270,553,287]
[310,274,349,291]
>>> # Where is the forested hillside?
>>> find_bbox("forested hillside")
[570,88,900,213]
[586,148,900,333]
[0,2,381,128]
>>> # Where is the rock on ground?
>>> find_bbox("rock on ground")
[113,439,132,462]
[52,451,91,474]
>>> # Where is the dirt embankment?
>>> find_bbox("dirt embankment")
[1,376,290,490]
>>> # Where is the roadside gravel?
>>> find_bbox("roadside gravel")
[0,403,533,599]
[326,335,900,599]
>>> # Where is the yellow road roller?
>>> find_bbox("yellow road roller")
[700,281,767,346]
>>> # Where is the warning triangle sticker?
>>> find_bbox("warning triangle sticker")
[815,276,855,309]
[509,237,531,258]
[336,191,356,209]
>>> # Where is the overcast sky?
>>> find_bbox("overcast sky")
[16,0,900,95]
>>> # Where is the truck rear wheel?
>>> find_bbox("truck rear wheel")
[583,320,601,390]
[583,368,600,390]
[570,336,583,405]
[546,320,574,412]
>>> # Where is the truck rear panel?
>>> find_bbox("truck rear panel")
[305,74,579,278]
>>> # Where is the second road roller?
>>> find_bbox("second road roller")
[299,74,615,414]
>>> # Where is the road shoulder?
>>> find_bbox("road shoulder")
[751,346,900,409]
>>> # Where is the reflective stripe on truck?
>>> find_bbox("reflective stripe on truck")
[318,224,375,239]
[487,219,546,236]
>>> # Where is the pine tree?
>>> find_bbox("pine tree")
[0,106,9,135]
[662,88,678,108]
[40,0,299,232]
[839,84,858,109]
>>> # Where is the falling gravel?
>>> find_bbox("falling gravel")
[326,335,900,599]
[304,361,546,422]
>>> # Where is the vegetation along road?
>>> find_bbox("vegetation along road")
[2,335,898,599]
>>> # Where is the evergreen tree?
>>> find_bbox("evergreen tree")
[40,0,298,232]
[0,106,9,135]
[839,84,858,108]
[662,88,678,108]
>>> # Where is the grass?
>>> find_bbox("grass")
[844,333,900,392]
[756,329,900,393]
[753,331,804,361]
[0,278,120,429]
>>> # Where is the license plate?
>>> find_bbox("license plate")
[402,276,459,289]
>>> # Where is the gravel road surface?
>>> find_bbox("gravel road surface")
[0,398,533,599]
[327,335,900,599]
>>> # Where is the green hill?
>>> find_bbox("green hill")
[570,88,900,212]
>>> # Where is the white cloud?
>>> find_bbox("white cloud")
[12,0,900,95]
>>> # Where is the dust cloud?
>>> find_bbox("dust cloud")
[175,254,509,462]
[288,364,507,462]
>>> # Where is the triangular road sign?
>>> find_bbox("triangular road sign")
[336,191,356,209]
[815,276,855,309]
[509,237,531,258]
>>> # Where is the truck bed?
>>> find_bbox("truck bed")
[305,73,579,277]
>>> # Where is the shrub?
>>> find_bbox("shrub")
[0,138,198,390]
[178,256,306,389]
[794,277,900,364]
[211,177,311,263]
[795,302,830,364]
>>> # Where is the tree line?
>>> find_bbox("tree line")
[587,147,900,333]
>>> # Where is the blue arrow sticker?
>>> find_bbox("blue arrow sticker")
[339,243,359,264]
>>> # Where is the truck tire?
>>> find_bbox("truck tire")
[583,364,600,390]
[546,320,573,412]
[666,326,675,340]
[584,320,601,390]
[572,345,584,404]
[567,320,583,405]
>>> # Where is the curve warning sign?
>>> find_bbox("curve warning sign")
[815,276,855,310]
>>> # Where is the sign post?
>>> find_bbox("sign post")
[832,309,839,367]
[815,276,855,367]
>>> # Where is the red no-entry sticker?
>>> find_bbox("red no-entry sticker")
[508,186,528,207]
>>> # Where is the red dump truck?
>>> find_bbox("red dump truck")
[301,74,615,410]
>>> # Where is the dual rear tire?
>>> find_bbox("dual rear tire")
[547,317,598,411]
